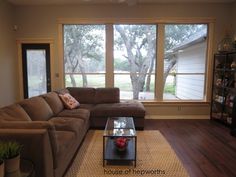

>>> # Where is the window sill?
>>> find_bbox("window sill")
[141,100,210,106]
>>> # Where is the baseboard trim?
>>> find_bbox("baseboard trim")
[145,115,210,119]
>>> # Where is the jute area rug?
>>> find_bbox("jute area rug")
[65,130,189,177]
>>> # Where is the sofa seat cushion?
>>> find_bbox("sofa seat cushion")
[41,92,64,115]
[79,104,95,111]
[57,109,90,122]
[55,130,76,158]
[19,96,53,121]
[49,117,84,137]
[55,88,69,95]
[91,101,146,118]
[0,104,31,122]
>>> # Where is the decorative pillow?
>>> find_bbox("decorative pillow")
[59,93,80,109]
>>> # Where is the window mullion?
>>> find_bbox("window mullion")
[156,24,165,101]
[106,24,114,87]
[205,22,214,102]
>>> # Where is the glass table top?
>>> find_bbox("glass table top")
[104,117,136,137]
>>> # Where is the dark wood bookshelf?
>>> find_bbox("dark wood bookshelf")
[211,52,236,136]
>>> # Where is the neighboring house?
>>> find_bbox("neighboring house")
[165,30,207,100]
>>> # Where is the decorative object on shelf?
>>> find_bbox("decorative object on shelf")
[114,137,128,152]
[216,79,222,86]
[226,95,235,108]
[217,34,234,53]
[227,117,232,124]
[231,61,236,69]
[3,141,23,173]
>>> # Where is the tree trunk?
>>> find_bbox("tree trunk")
[82,73,88,87]
[146,56,155,91]
[115,25,151,99]
[131,76,142,99]
[145,28,155,92]
[146,74,151,91]
[163,57,177,87]
[131,73,147,99]
[78,60,87,87]
[69,74,76,87]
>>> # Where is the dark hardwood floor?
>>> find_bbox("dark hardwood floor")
[144,119,236,177]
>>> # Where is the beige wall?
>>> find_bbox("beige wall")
[0,1,17,107]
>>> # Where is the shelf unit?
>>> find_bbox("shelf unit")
[211,52,236,135]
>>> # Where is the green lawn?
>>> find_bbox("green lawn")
[65,74,155,92]
[164,84,176,95]
[65,75,105,87]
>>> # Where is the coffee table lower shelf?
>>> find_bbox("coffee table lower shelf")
[103,137,136,167]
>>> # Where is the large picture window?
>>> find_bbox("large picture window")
[114,24,156,100]
[163,24,208,100]
[64,25,106,88]
[63,22,208,101]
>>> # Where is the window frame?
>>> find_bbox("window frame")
[58,18,215,103]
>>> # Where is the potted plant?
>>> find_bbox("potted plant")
[3,141,23,173]
[0,142,5,177]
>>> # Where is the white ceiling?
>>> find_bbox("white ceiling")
[7,0,236,6]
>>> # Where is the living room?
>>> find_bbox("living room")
[0,0,236,177]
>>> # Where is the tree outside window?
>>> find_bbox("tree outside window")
[64,25,105,88]
[114,25,156,100]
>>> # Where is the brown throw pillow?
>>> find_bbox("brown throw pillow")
[59,93,80,109]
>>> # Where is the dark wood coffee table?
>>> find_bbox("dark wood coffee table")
[103,117,137,167]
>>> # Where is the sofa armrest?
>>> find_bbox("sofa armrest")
[0,121,55,131]
[0,121,58,153]
[0,120,53,128]
[0,129,54,177]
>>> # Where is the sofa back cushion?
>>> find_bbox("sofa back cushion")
[94,88,120,104]
[19,96,53,121]
[55,88,70,95]
[0,104,32,121]
[41,92,64,115]
[67,87,96,104]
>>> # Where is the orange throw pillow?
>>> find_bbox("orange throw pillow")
[59,93,80,109]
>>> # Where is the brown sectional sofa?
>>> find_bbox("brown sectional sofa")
[0,87,145,177]
[66,87,145,129]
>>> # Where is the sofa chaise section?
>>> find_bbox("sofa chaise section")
[67,87,146,129]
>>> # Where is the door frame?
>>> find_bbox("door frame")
[17,39,55,100]
[22,43,51,99]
